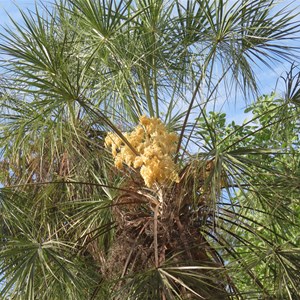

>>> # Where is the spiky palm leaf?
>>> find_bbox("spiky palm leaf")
[0,0,299,299]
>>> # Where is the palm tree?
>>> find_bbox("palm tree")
[0,0,299,299]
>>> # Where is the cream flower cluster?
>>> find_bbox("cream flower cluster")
[105,115,179,187]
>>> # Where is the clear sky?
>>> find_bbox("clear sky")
[0,0,36,24]
[0,0,300,124]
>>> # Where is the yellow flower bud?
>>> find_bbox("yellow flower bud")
[105,115,179,187]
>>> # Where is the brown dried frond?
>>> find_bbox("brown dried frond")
[97,154,230,298]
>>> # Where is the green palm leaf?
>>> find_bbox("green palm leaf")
[0,0,299,299]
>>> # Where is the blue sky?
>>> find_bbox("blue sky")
[0,0,36,24]
[0,0,300,124]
